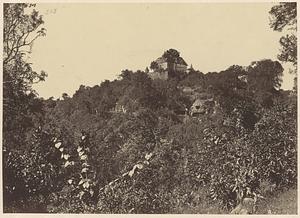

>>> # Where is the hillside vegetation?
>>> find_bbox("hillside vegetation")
[4,58,297,213]
[3,3,297,214]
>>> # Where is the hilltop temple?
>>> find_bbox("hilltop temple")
[148,49,188,80]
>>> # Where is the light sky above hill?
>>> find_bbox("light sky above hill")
[29,3,295,99]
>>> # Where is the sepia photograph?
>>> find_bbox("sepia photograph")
[2,1,298,214]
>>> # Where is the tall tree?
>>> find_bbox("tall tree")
[3,4,49,211]
[247,59,283,107]
[162,48,180,62]
[269,2,297,90]
[3,3,47,149]
[247,60,283,92]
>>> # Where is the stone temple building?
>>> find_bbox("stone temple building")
[148,49,188,80]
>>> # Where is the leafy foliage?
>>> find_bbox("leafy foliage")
[269,2,297,91]
[162,48,180,62]
[3,4,49,211]
[269,2,296,32]
[3,6,297,213]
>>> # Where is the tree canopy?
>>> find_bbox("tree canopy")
[3,3,47,150]
[269,2,297,71]
[162,48,181,62]
[3,4,297,215]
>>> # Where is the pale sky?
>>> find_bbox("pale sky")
[29,3,295,99]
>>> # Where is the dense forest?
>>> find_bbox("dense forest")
[3,3,297,214]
